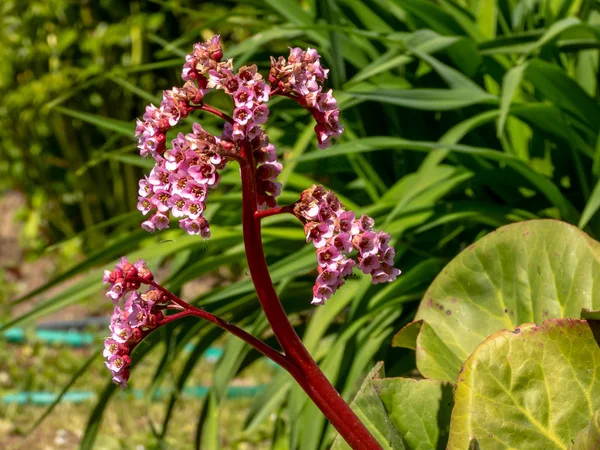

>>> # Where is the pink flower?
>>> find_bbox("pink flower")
[256,161,282,180]
[371,266,401,284]
[317,246,342,268]
[358,254,381,274]
[151,213,170,230]
[164,146,186,171]
[253,105,270,124]
[317,268,340,287]
[305,221,334,248]
[141,219,155,233]
[338,211,359,235]
[254,82,271,103]
[354,231,378,257]
[137,197,153,215]
[179,217,210,238]
[106,354,130,373]
[233,86,254,108]
[182,35,223,81]
[138,178,151,196]
[255,144,277,163]
[181,181,207,202]
[148,165,170,189]
[111,320,133,344]
[106,280,125,302]
[183,201,205,220]
[312,283,333,305]
[339,259,356,278]
[358,215,375,231]
[233,107,252,125]
[103,338,121,359]
[333,232,353,253]
[168,170,190,196]
[152,190,171,213]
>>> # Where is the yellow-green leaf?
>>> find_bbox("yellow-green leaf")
[448,319,600,450]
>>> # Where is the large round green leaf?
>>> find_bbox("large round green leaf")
[394,220,600,382]
[448,318,600,450]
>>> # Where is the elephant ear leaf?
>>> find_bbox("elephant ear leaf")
[394,220,600,383]
[448,318,600,450]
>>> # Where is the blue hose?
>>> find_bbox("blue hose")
[1,325,272,405]
[1,385,266,405]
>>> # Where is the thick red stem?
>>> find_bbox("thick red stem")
[239,141,382,450]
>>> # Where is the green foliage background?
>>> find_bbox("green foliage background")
[1,0,600,448]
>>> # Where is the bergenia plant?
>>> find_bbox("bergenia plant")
[102,36,399,450]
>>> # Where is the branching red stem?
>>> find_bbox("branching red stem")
[128,277,295,374]
[191,103,234,124]
[255,204,295,220]
[221,151,247,165]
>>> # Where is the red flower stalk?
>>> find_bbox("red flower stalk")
[103,35,404,449]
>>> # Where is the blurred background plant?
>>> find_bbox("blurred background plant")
[1,0,599,449]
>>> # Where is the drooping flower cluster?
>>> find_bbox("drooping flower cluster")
[135,37,234,235]
[269,48,343,149]
[137,123,227,235]
[103,258,167,386]
[295,186,400,305]
[135,81,205,158]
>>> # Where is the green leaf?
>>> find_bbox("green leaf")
[332,362,454,450]
[580,308,600,320]
[410,50,484,91]
[331,363,406,450]
[497,63,529,137]
[569,409,600,450]
[525,59,600,130]
[376,378,453,450]
[395,220,600,382]
[296,137,577,222]
[80,381,119,450]
[523,17,582,57]
[51,106,135,137]
[393,320,463,382]
[195,391,220,450]
[579,179,600,229]
[448,319,600,450]
[348,88,494,111]
[396,0,466,36]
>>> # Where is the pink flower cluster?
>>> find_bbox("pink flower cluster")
[269,48,343,149]
[135,81,204,158]
[103,258,167,387]
[135,36,345,231]
[294,186,400,305]
[199,49,281,208]
[137,123,227,236]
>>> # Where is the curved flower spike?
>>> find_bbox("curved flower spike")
[269,48,343,149]
[102,257,168,387]
[294,186,401,305]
